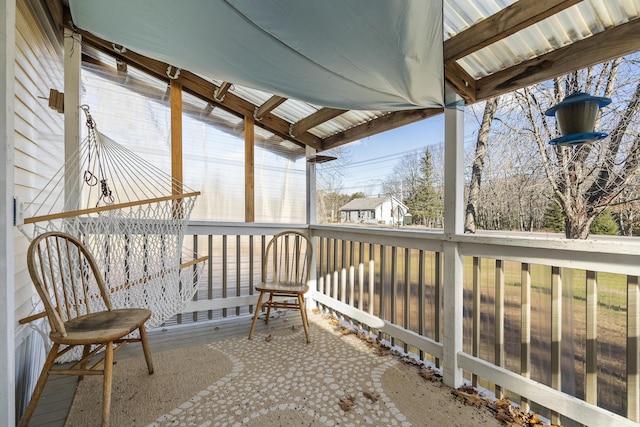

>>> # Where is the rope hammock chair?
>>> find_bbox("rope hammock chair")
[19,105,205,332]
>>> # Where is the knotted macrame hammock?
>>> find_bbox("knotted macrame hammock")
[19,105,204,331]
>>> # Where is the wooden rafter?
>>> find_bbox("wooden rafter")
[290,108,346,137]
[214,81,232,101]
[322,108,442,150]
[255,95,287,120]
[202,102,215,116]
[116,58,127,73]
[475,17,640,101]
[444,0,582,62]
[444,61,476,103]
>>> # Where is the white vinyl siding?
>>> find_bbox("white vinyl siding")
[13,0,64,419]
[13,0,63,325]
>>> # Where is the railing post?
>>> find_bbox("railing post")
[442,84,465,388]
[443,241,464,388]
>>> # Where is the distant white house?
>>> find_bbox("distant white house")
[339,196,409,225]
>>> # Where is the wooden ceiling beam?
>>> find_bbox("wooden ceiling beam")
[255,95,287,120]
[444,0,582,63]
[444,61,476,103]
[290,107,346,137]
[75,29,322,150]
[475,17,640,101]
[322,108,442,150]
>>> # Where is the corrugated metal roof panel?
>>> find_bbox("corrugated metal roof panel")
[309,110,385,138]
[452,0,640,79]
[443,0,516,39]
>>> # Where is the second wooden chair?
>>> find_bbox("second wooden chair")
[248,231,313,343]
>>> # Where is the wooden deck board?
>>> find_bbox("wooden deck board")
[28,311,300,426]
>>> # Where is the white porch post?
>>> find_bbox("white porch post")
[0,0,16,425]
[64,29,82,212]
[306,147,317,227]
[306,147,318,304]
[442,84,465,389]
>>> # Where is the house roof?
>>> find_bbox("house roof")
[55,0,640,158]
[340,197,407,211]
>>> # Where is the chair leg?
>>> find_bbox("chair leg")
[18,343,60,427]
[79,345,91,379]
[101,342,114,427]
[139,325,154,375]
[248,291,265,340]
[298,294,310,343]
[265,292,274,324]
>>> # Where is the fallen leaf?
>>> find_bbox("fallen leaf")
[362,391,379,403]
[265,334,273,342]
[452,389,486,407]
[375,346,391,356]
[339,395,356,411]
[419,368,442,382]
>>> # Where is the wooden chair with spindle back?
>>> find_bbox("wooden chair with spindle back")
[248,231,313,343]
[19,231,154,427]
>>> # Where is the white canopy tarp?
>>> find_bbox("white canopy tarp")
[68,0,444,111]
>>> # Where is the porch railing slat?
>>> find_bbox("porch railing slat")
[628,275,639,422]
[391,246,397,347]
[208,235,213,319]
[418,249,425,360]
[368,243,374,316]
[495,259,504,399]
[472,256,480,388]
[404,247,410,353]
[551,266,562,425]
[521,262,531,413]
[586,270,597,406]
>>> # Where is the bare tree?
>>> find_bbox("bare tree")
[465,97,499,233]
[316,146,352,223]
[520,57,640,238]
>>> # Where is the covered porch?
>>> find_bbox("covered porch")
[3,1,640,426]
[26,223,640,426]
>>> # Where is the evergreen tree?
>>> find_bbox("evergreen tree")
[543,202,565,232]
[405,149,442,227]
[589,209,619,235]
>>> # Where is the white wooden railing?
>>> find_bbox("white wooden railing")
[179,222,640,427]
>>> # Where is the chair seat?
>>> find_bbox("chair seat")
[51,308,152,345]
[255,281,309,294]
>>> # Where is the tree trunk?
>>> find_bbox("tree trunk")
[565,215,594,239]
[465,97,499,233]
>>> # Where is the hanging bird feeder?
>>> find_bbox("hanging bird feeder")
[544,91,611,146]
